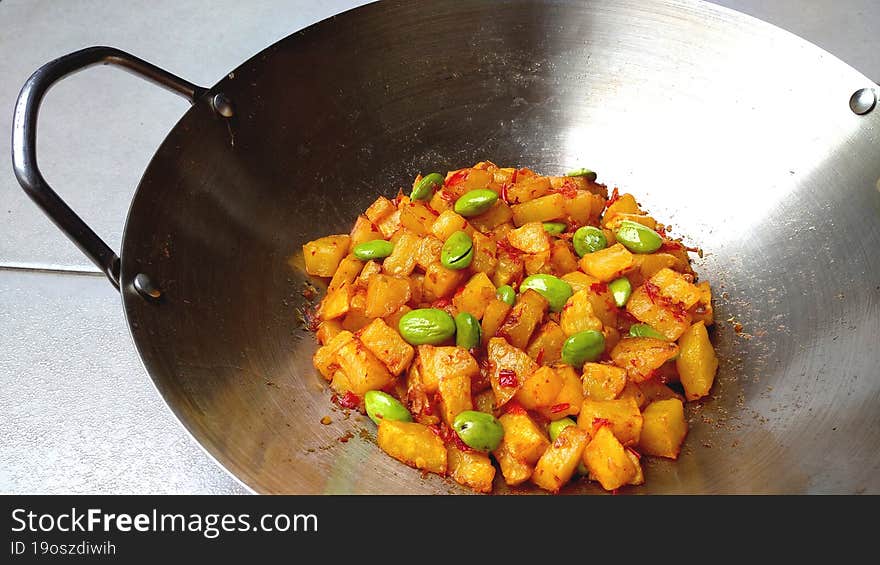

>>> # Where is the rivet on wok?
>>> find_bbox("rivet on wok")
[133,273,162,301]
[212,93,235,118]
[849,88,876,115]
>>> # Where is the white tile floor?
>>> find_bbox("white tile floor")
[1,0,877,493]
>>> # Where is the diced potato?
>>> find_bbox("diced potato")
[563,190,604,226]
[428,189,452,214]
[365,274,412,318]
[416,345,480,394]
[303,234,351,277]
[447,445,496,493]
[350,215,384,246]
[341,308,372,332]
[487,337,538,407]
[357,260,382,284]
[452,272,497,320]
[581,363,627,400]
[332,339,395,394]
[377,420,446,474]
[523,250,552,276]
[511,193,566,226]
[405,363,439,426]
[579,243,634,282]
[422,262,467,302]
[480,299,512,347]
[601,193,641,228]
[676,321,718,400]
[525,321,566,365]
[383,304,411,330]
[469,200,513,232]
[399,201,437,236]
[625,285,692,341]
[497,289,549,349]
[610,337,679,383]
[560,289,604,336]
[470,231,498,276]
[626,448,645,486]
[560,271,600,293]
[537,365,582,420]
[365,196,396,224]
[493,441,533,486]
[583,425,638,491]
[637,379,684,404]
[604,213,657,231]
[312,330,355,380]
[383,230,421,277]
[498,410,550,465]
[416,236,443,271]
[444,167,492,198]
[577,397,643,446]
[628,253,682,287]
[474,389,496,414]
[690,281,714,326]
[316,320,343,345]
[650,268,701,309]
[357,318,414,376]
[618,381,647,409]
[532,425,590,493]
[376,209,402,239]
[507,175,552,203]
[438,372,473,426]
[431,210,468,241]
[550,240,580,275]
[514,366,563,410]
[639,398,688,459]
[317,284,352,321]
[492,253,524,289]
[507,222,551,254]
[581,283,618,328]
[328,255,363,293]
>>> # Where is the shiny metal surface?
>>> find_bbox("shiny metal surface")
[23,0,880,493]
[850,87,877,115]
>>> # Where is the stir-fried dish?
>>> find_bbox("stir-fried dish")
[302,162,718,493]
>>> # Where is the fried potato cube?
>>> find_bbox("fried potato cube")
[610,337,679,383]
[579,243,634,282]
[627,253,682,287]
[497,289,549,349]
[550,240,580,275]
[487,337,538,407]
[382,304,411,331]
[690,281,714,326]
[515,366,564,410]
[431,210,468,241]
[415,235,443,271]
[507,222,551,254]
[560,289,604,336]
[581,363,627,400]
[469,200,513,232]
[438,372,473,426]
[429,189,452,214]
[365,195,396,224]
[604,213,657,231]
[618,381,647,409]
[470,231,498,276]
[328,254,363,293]
[332,339,395,394]
[498,410,551,465]
[625,285,692,341]
[480,298,512,346]
[445,167,492,198]
[526,321,566,365]
[377,420,446,474]
[350,215,384,246]
[532,425,590,493]
[357,259,383,283]
[560,271,600,293]
[399,200,437,236]
[376,209,402,239]
[447,445,496,493]
[507,175,552,203]
[357,318,414,376]
[313,330,355,380]
[582,283,618,328]
[577,397,643,446]
[382,230,421,277]
[493,441,534,486]
[650,268,701,309]
[422,262,467,302]
[601,193,641,228]
[416,345,480,394]
[563,190,603,226]
[474,389,496,415]
[626,448,645,486]
[317,284,352,321]
[583,425,639,491]
[523,250,552,275]
[676,321,718,400]
[303,234,351,277]
[316,320,343,345]
[637,380,684,404]
[511,193,566,226]
[453,272,497,320]
[405,363,439,426]
[537,365,583,420]
[639,398,688,459]
[491,252,524,288]
[365,274,412,319]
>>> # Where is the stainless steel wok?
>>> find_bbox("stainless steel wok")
[12,0,880,493]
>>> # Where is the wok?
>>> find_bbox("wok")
[12,0,880,494]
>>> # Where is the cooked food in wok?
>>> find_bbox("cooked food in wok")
[303,161,719,493]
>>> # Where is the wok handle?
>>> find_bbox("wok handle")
[11,46,209,289]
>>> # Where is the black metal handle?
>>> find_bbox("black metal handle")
[11,46,208,289]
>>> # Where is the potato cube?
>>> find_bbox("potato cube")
[560,271,600,293]
[444,167,492,198]
[563,190,603,226]
[493,441,534,486]
[507,222,551,254]
[497,289,549,349]
[399,201,437,236]
[550,240,580,275]
[523,250,552,275]
[604,213,657,231]
[487,337,538,408]
[312,330,355,380]
[350,215,384,246]
[332,339,395,394]
[601,193,641,228]
[480,299,512,346]
[364,274,412,319]
[532,425,590,493]
[560,289,604,336]
[507,176,552,203]
[422,262,467,302]
[303,234,351,277]
[626,448,645,486]
[474,389,496,415]
[470,231,498,276]
[637,380,684,404]
[491,252,524,288]
[577,397,643,446]
[628,253,681,287]
[579,243,634,282]
[526,321,566,365]
[405,363,439,426]
[328,255,363,293]
[583,425,638,491]
[469,200,513,232]
[431,210,468,241]
[610,337,679,383]
[515,366,564,410]
[618,381,647,409]
[429,189,452,214]
[626,284,691,341]
[639,398,688,459]
[377,420,446,474]
[357,259,383,283]
[357,318,414,376]
[365,196,396,224]
[383,304,411,330]
[438,372,473,426]
[650,268,701,309]
[317,284,352,321]
[511,193,566,226]
[690,281,714,326]
[382,230,421,277]
[676,321,718,400]
[453,272,497,320]
[447,445,496,493]
[316,320,343,345]
[498,410,550,465]
[537,365,583,420]
[416,345,480,394]
[581,363,627,400]
[415,236,443,271]
[376,209,402,239]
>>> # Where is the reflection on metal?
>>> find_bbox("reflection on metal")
[849,87,877,115]
[212,93,235,118]
[133,273,162,301]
